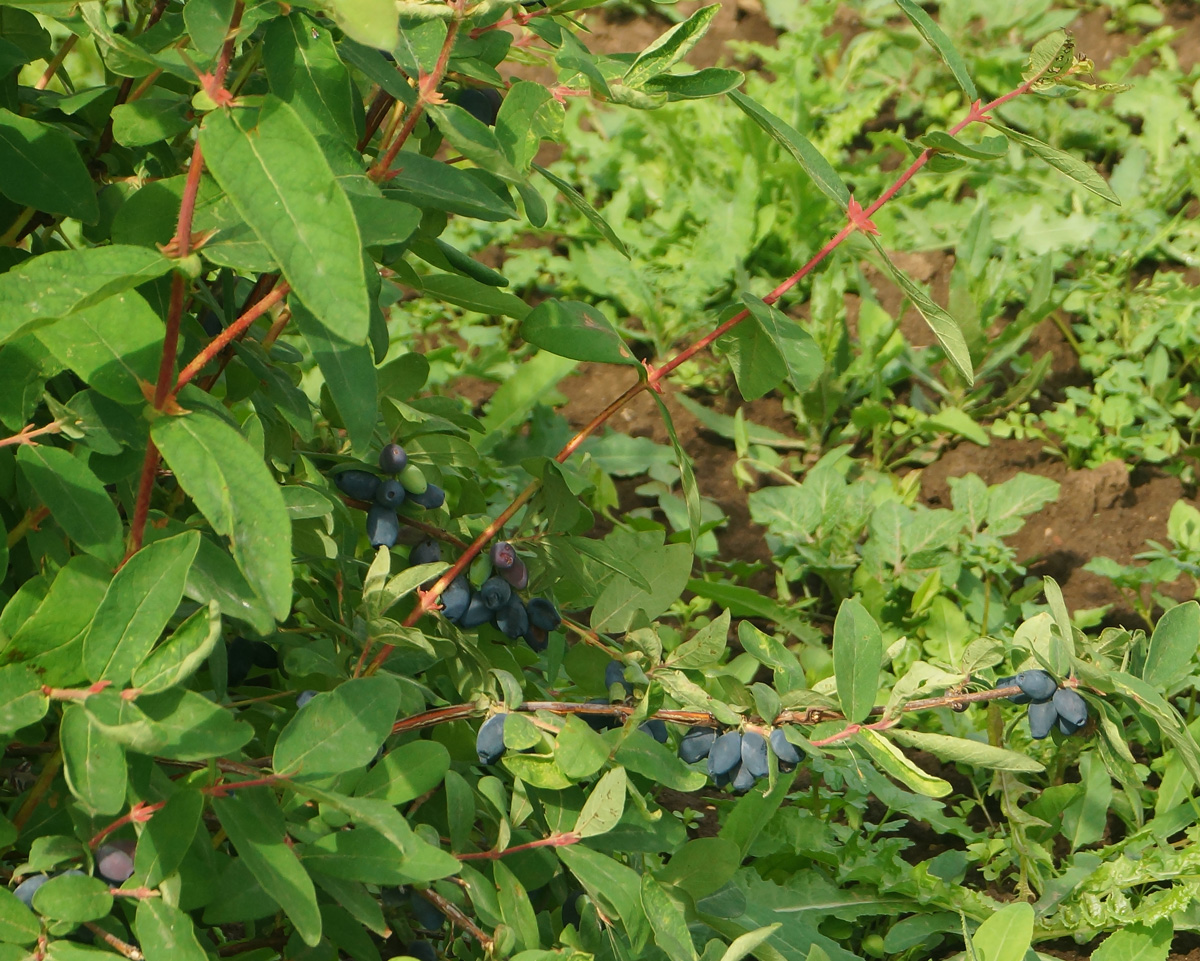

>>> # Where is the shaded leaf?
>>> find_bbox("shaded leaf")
[16,444,123,567]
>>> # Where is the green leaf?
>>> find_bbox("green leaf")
[34,291,163,403]
[715,311,786,401]
[521,300,639,366]
[641,874,697,961]
[971,902,1033,961]
[894,0,978,102]
[0,107,98,222]
[183,0,235,58]
[917,131,1006,160]
[667,609,729,669]
[853,730,952,798]
[0,887,39,945]
[887,729,1043,774]
[273,676,401,779]
[291,297,377,455]
[984,472,1059,536]
[574,766,626,838]
[652,392,703,548]
[213,787,322,946]
[387,151,517,222]
[1143,601,1199,691]
[865,235,974,385]
[591,541,693,633]
[0,664,48,735]
[728,91,849,210]
[353,739,451,804]
[82,531,200,685]
[740,295,823,392]
[645,68,744,100]
[130,600,222,694]
[719,924,783,961]
[86,688,253,761]
[495,861,540,952]
[624,4,719,89]
[991,123,1120,205]
[325,0,397,51]
[60,705,126,815]
[135,900,209,961]
[111,95,192,147]
[425,104,523,183]
[31,873,112,922]
[263,14,357,144]
[496,82,563,171]
[832,597,881,724]
[200,98,370,343]
[16,444,123,566]
[533,163,629,257]
[1042,575,1074,675]
[152,410,293,621]
[419,273,530,321]
[657,837,741,899]
[558,845,647,945]
[1092,919,1172,961]
[554,716,611,780]
[135,788,203,886]
[614,729,709,791]
[0,245,171,347]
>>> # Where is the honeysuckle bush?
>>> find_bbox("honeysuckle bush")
[1,2,1198,961]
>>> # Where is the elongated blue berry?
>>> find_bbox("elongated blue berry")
[480,576,512,612]
[375,479,405,507]
[1052,688,1088,729]
[296,690,317,708]
[1028,700,1057,739]
[441,577,471,622]
[491,542,518,570]
[995,674,1031,705]
[640,719,668,743]
[335,469,380,502]
[708,732,742,778]
[527,598,561,631]
[409,539,441,566]
[379,444,407,474]
[96,841,136,882]
[605,660,633,697]
[494,597,529,639]
[1016,670,1057,703]
[731,762,757,792]
[459,592,492,629]
[770,728,801,766]
[366,504,400,548]
[524,625,548,652]
[13,875,48,907]
[679,727,715,763]
[741,731,768,778]
[476,714,507,765]
[408,484,445,509]
[500,557,528,589]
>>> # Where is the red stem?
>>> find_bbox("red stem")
[174,281,290,393]
[455,832,580,860]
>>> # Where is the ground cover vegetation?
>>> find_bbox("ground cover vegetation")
[0,0,1197,960]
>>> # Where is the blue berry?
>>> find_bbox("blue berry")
[480,576,512,612]
[379,444,407,475]
[639,719,668,743]
[1052,688,1088,731]
[770,728,801,766]
[523,625,548,652]
[458,592,492,629]
[409,539,441,566]
[731,762,757,792]
[13,874,48,907]
[1028,700,1057,739]
[499,557,528,590]
[296,690,317,708]
[335,469,380,501]
[708,732,742,778]
[679,727,715,763]
[605,660,633,697]
[366,504,400,548]
[476,714,507,765]
[493,597,529,639]
[741,731,769,779]
[527,598,561,631]
[96,841,136,882]
[440,576,471,622]
[375,479,405,508]
[408,484,445,509]
[995,674,1031,705]
[1016,670,1057,703]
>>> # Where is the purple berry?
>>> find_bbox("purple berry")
[96,841,136,882]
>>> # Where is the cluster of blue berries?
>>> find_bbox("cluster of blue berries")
[334,444,446,549]
[12,841,135,907]
[678,726,801,791]
[421,540,561,651]
[995,669,1089,738]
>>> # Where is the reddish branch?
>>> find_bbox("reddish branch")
[0,421,63,449]
[456,832,580,860]
[175,279,290,393]
[363,74,1051,673]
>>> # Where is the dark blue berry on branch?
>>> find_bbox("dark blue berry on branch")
[335,469,380,502]
[379,443,407,475]
[527,598,562,632]
[1027,700,1058,739]
[679,726,715,763]
[1015,670,1057,703]
[708,732,742,778]
[476,714,507,765]
[408,483,446,509]
[366,504,400,548]
[741,731,769,778]
[409,539,442,566]
[375,479,405,508]
[441,576,471,623]
[639,719,668,743]
[770,728,801,767]
[480,576,512,611]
